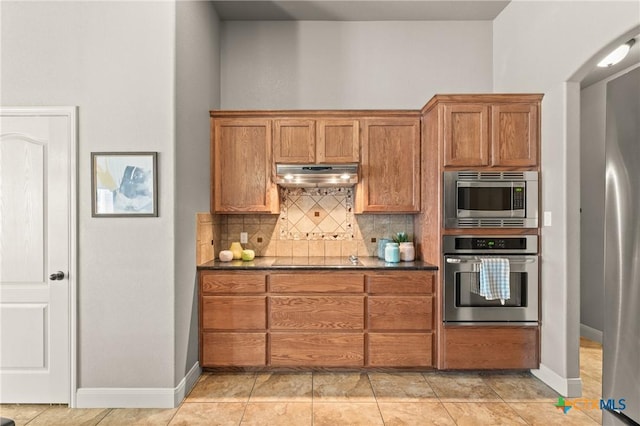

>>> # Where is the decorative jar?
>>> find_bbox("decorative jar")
[377,238,392,259]
[229,242,243,260]
[399,242,415,261]
[384,242,400,263]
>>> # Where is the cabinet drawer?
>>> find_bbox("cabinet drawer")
[201,272,266,294]
[202,332,266,366]
[368,296,432,330]
[367,333,433,367]
[270,296,364,330]
[202,296,266,330]
[271,333,364,367]
[367,272,434,294]
[443,326,539,369]
[270,273,364,293]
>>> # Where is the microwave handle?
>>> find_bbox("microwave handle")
[446,257,535,264]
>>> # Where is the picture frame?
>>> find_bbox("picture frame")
[91,152,158,217]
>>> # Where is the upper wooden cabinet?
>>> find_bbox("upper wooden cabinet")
[491,103,538,167]
[443,104,490,167]
[429,94,542,169]
[273,118,359,164]
[358,117,421,213]
[211,118,279,214]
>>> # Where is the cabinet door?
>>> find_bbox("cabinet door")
[271,333,364,367]
[202,332,266,366]
[368,296,433,330]
[359,118,421,212]
[491,104,538,167]
[443,104,490,167]
[273,119,315,163]
[212,119,278,213]
[443,326,539,369]
[270,296,364,330]
[316,120,360,163]
[367,333,432,367]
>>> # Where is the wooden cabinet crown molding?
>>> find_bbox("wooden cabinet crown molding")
[210,110,421,119]
[421,93,543,114]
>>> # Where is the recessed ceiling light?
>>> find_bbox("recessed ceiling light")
[597,39,636,68]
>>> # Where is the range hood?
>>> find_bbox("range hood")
[275,163,358,187]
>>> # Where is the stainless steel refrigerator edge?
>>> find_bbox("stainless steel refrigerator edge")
[603,67,640,425]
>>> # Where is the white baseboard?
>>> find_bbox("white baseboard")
[76,362,201,408]
[174,361,201,407]
[580,323,603,343]
[531,363,582,397]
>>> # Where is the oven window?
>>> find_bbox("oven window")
[455,272,527,307]
[458,187,512,211]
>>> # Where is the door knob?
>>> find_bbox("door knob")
[49,271,65,281]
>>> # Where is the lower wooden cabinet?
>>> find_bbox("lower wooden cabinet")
[270,296,364,330]
[200,270,437,369]
[202,332,266,366]
[271,333,365,367]
[368,333,433,367]
[442,326,539,369]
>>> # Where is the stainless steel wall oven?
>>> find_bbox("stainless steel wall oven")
[443,235,539,325]
[444,171,538,228]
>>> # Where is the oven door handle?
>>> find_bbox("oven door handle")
[445,257,536,264]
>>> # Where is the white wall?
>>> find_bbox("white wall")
[174,1,220,386]
[493,0,640,396]
[1,0,177,396]
[220,21,493,109]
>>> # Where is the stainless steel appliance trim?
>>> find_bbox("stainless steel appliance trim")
[446,257,536,264]
[275,163,359,187]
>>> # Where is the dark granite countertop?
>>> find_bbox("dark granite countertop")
[197,256,438,270]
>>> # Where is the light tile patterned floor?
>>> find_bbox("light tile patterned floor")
[0,338,603,425]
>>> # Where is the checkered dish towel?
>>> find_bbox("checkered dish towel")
[479,258,510,305]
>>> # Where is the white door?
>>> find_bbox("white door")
[0,107,77,404]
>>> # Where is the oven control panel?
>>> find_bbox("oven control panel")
[443,235,538,255]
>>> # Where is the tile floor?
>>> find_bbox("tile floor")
[0,338,603,425]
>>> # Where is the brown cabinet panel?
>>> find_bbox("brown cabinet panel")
[202,296,266,330]
[443,326,539,369]
[212,118,278,213]
[367,272,434,294]
[491,104,538,167]
[443,104,490,167]
[368,296,432,330]
[273,119,316,163]
[201,272,266,294]
[359,118,421,212]
[367,333,433,367]
[316,120,360,163]
[270,273,364,293]
[271,333,364,367]
[270,296,364,330]
[202,332,266,366]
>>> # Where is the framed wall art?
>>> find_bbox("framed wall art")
[91,152,158,217]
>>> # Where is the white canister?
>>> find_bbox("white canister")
[219,250,234,262]
[399,242,415,261]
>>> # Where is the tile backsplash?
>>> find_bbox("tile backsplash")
[198,188,415,261]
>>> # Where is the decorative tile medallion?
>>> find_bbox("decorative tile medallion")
[279,187,354,240]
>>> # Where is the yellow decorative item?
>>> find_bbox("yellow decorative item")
[229,242,243,260]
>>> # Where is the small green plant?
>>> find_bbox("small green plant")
[393,232,409,243]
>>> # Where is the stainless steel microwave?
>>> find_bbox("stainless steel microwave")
[444,171,538,228]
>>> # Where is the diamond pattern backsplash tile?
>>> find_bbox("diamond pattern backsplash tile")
[280,187,353,240]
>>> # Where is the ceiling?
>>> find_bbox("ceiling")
[210,1,638,87]
[210,1,511,21]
